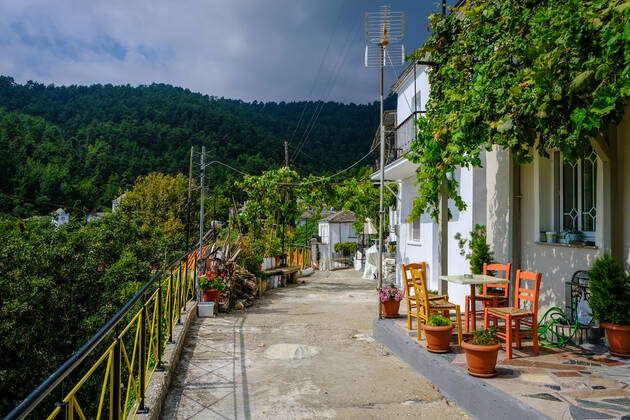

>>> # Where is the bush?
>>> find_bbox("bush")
[335,241,358,256]
[427,314,453,327]
[469,326,499,346]
[455,224,493,275]
[588,254,630,325]
[199,272,226,291]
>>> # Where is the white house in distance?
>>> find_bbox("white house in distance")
[317,210,358,270]
[371,62,487,309]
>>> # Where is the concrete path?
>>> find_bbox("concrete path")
[161,269,468,419]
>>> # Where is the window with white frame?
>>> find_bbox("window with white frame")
[348,224,357,238]
[409,218,421,242]
[558,151,597,238]
[318,223,329,244]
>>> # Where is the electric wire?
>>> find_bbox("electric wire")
[291,12,360,162]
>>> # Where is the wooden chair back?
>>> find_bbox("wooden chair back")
[514,270,543,318]
[409,265,431,318]
[482,262,512,297]
[401,262,427,300]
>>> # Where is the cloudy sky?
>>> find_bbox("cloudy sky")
[0,1,453,104]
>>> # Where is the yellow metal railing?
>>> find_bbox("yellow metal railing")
[8,252,198,420]
[287,246,311,270]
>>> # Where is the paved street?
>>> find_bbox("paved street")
[161,269,467,419]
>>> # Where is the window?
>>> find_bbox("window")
[558,151,597,237]
[318,223,329,244]
[348,225,357,238]
[409,218,421,242]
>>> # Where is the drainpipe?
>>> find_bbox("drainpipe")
[511,155,522,304]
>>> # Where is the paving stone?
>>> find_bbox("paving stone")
[577,399,630,413]
[553,371,582,377]
[603,398,630,407]
[569,404,614,419]
[564,359,601,367]
[524,393,562,402]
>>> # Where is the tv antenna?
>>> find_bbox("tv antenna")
[364,5,404,319]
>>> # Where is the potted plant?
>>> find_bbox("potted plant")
[422,314,454,353]
[461,326,501,377]
[566,228,583,243]
[588,254,630,357]
[199,271,226,303]
[378,284,404,318]
[545,231,558,243]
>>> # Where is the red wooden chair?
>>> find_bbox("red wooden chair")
[484,270,542,359]
[464,263,511,332]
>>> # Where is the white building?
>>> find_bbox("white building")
[483,104,630,313]
[372,62,486,309]
[317,210,358,270]
[52,208,70,227]
[380,60,629,315]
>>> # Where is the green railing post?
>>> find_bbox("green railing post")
[112,338,121,420]
[177,263,183,324]
[156,280,165,372]
[138,300,149,414]
[167,272,174,343]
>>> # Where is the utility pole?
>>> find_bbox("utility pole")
[197,146,206,301]
[186,146,193,251]
[377,42,385,317]
[284,141,289,167]
[365,5,404,320]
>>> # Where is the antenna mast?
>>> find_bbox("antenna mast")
[365,5,404,319]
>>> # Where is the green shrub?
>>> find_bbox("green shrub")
[335,241,358,256]
[455,224,493,275]
[427,314,453,327]
[588,254,630,325]
[469,326,499,346]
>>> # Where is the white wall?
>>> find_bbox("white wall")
[395,166,483,309]
[396,65,430,123]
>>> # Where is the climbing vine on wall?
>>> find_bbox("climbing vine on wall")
[407,0,629,219]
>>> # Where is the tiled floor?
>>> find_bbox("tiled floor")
[393,316,630,419]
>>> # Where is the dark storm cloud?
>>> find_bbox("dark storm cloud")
[0,0,450,103]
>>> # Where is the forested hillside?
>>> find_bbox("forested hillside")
[0,76,388,217]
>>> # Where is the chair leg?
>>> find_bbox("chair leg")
[483,308,489,329]
[505,315,513,359]
[464,296,470,333]
[515,319,522,349]
[417,315,423,341]
[455,305,462,346]
[532,317,539,355]
[407,303,412,330]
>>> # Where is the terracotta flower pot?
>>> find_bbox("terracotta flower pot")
[601,322,630,358]
[461,340,501,378]
[381,299,401,318]
[422,324,454,353]
[203,289,221,303]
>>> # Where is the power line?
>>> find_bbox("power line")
[288,0,348,146]
[0,191,85,212]
[291,12,360,162]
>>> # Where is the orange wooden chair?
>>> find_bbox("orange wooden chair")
[401,263,448,331]
[484,270,542,359]
[409,265,463,345]
[465,263,511,332]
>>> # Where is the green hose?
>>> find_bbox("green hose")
[537,306,579,348]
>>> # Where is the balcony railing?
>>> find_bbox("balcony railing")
[374,111,424,170]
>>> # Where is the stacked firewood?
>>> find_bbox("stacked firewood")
[200,234,262,312]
